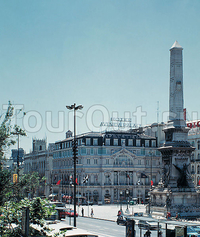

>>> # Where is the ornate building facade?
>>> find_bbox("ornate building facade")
[52,129,161,204]
[188,122,200,186]
[24,139,54,197]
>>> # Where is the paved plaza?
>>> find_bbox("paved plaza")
[76,204,146,221]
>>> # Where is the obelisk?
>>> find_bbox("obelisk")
[169,40,184,122]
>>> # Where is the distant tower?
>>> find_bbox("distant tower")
[32,139,46,152]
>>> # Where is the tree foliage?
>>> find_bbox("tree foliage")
[0,103,56,236]
[0,197,55,236]
[0,101,26,206]
[20,172,46,199]
[0,101,15,161]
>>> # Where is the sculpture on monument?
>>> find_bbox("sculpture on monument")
[173,163,189,188]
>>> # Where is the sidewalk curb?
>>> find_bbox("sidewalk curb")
[81,216,116,222]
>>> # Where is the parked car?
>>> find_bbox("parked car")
[45,202,66,220]
[81,201,93,206]
[117,216,127,226]
[87,201,93,206]
[98,201,103,205]
[66,209,78,217]
[48,202,65,207]
[138,220,160,230]
[55,207,69,220]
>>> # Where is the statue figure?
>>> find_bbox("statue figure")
[173,163,189,188]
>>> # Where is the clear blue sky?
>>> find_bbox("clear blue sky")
[1,0,200,153]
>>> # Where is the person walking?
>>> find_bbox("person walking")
[91,208,94,218]
[81,207,84,217]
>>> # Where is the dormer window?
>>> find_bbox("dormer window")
[136,139,140,147]
[145,140,149,147]
[105,139,110,146]
[93,138,98,146]
[121,139,125,146]
[128,139,133,146]
[152,140,156,147]
[86,138,91,146]
[114,139,118,146]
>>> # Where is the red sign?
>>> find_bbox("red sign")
[187,121,200,128]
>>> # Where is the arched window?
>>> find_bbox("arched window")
[191,165,195,174]
[198,141,200,150]
[197,177,200,186]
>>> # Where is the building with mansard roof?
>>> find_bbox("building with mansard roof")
[52,128,161,204]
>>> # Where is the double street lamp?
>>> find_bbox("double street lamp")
[66,103,83,227]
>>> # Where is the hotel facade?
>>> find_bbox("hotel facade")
[52,129,162,204]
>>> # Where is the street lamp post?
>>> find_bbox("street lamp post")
[12,111,26,183]
[120,191,123,211]
[149,151,153,188]
[148,152,153,215]
[126,189,129,211]
[148,190,151,215]
[166,192,171,213]
[66,103,83,227]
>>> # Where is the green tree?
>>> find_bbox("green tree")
[0,101,26,205]
[20,172,46,198]
[0,197,55,236]
[0,101,15,160]
[0,103,56,236]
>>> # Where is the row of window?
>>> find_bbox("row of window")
[55,138,156,150]
[53,157,158,168]
[53,148,159,159]
[191,153,200,163]
[24,161,46,172]
[192,165,200,174]
[190,141,200,150]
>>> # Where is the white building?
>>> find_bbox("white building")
[187,120,200,186]
[53,129,161,204]
[24,139,54,197]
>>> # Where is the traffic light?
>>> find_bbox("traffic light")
[13,174,18,183]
